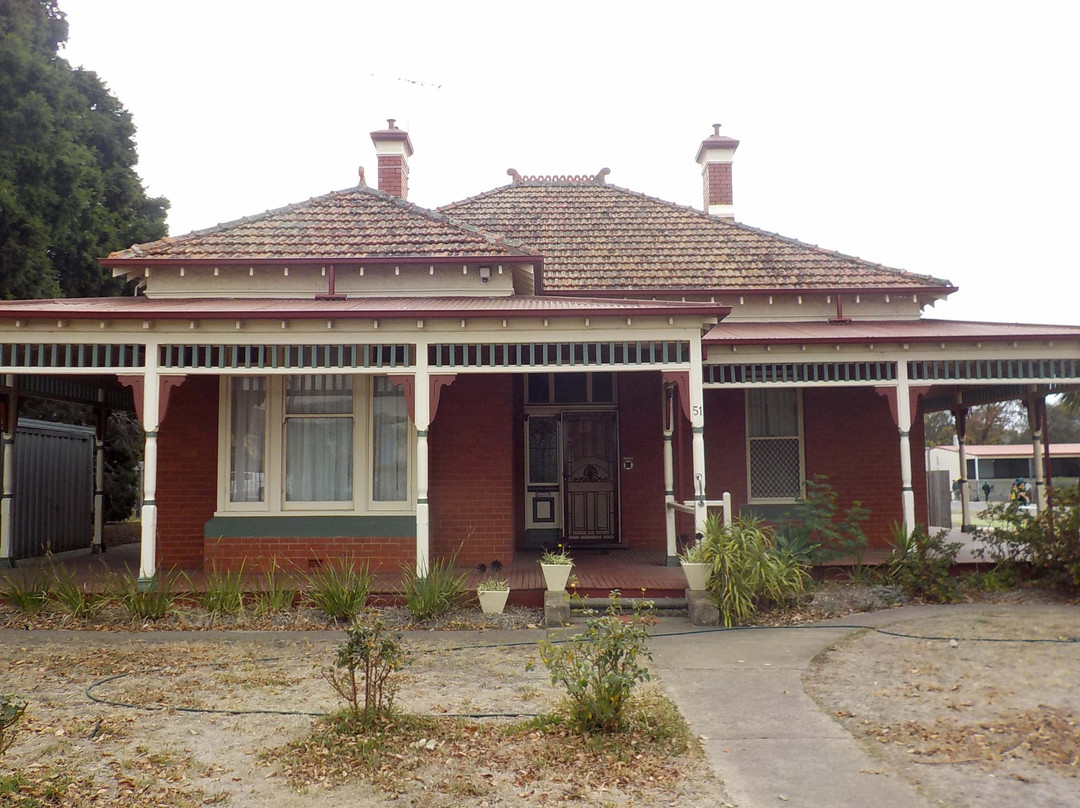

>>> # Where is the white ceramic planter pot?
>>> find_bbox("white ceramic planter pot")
[540,563,573,592]
[477,588,510,615]
[680,561,711,591]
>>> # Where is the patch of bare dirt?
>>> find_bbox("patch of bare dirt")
[804,605,1080,807]
[0,629,728,807]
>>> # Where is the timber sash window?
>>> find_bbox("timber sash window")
[284,375,353,503]
[228,377,266,503]
[746,389,804,502]
[223,374,411,513]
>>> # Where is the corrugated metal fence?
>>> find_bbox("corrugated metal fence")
[11,419,95,559]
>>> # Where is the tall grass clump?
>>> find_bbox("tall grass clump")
[196,563,247,616]
[702,514,809,626]
[254,560,296,615]
[303,561,372,621]
[48,564,107,618]
[400,555,467,622]
[0,566,51,613]
[105,567,177,621]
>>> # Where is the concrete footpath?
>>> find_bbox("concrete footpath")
[649,607,964,808]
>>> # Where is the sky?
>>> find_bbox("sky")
[59,0,1079,326]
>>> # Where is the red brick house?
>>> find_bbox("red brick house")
[2,121,1079,582]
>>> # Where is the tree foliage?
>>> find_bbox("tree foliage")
[0,0,168,299]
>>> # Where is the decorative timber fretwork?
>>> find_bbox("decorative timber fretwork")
[907,358,1080,382]
[922,383,1076,413]
[705,361,897,385]
[428,341,690,369]
[159,343,414,370]
[17,375,133,409]
[0,343,145,370]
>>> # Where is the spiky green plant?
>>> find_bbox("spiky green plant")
[400,555,467,622]
[701,514,809,626]
[254,560,296,615]
[0,566,51,613]
[303,561,372,621]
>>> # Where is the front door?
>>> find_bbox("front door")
[563,411,618,543]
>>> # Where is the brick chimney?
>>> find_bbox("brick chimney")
[369,118,414,199]
[696,124,739,220]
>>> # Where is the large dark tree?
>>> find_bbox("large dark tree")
[0,0,168,299]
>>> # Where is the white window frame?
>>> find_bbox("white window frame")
[745,388,805,504]
[217,373,414,515]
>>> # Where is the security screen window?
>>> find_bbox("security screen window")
[747,389,803,501]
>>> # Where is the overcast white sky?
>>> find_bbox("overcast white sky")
[61,0,1079,325]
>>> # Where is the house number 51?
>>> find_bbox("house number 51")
[691,405,703,417]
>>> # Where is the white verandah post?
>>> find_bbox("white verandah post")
[954,400,972,531]
[138,350,161,586]
[92,387,106,553]
[1028,390,1046,511]
[896,362,917,533]
[662,382,677,565]
[689,339,707,533]
[414,356,431,576]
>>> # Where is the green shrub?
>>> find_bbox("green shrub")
[0,566,51,613]
[0,695,27,758]
[701,514,809,627]
[197,564,247,617]
[975,485,1080,590]
[303,561,372,621]
[535,592,655,734]
[324,619,410,724]
[780,475,870,564]
[105,568,177,621]
[887,523,962,602]
[400,555,467,622]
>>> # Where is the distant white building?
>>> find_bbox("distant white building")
[928,443,1080,500]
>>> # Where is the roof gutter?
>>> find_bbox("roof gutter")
[539,285,959,298]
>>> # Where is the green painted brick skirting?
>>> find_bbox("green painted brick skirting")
[204,515,417,539]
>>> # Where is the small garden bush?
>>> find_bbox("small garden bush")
[701,514,809,626]
[324,619,411,724]
[976,485,1080,590]
[535,592,655,734]
[887,523,962,602]
[779,475,870,564]
[400,556,467,622]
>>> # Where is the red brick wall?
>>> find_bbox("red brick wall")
[429,374,516,567]
[377,155,408,198]
[804,387,923,547]
[203,536,413,574]
[699,387,927,548]
[157,376,218,570]
[702,388,748,520]
[616,372,666,550]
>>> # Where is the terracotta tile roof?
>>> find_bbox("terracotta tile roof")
[441,175,955,294]
[0,295,726,321]
[105,185,532,262]
[703,319,1080,345]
